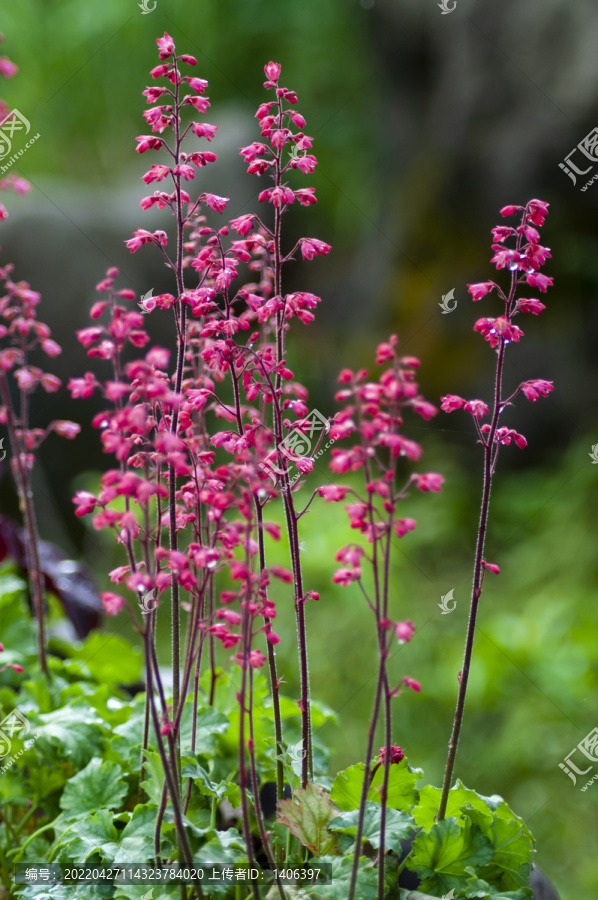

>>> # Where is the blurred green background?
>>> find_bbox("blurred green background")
[1,0,598,897]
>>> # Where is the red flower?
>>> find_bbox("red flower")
[317,485,350,502]
[378,744,404,764]
[441,394,466,413]
[520,379,554,402]
[101,592,124,616]
[332,567,361,586]
[264,61,281,85]
[467,281,495,302]
[395,621,415,643]
[414,473,444,493]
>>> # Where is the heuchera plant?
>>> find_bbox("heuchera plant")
[0,34,80,681]
[0,31,556,900]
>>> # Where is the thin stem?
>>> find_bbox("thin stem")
[255,500,285,814]
[437,338,507,821]
[0,371,49,678]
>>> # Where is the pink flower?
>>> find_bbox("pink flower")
[414,473,444,492]
[464,399,489,419]
[526,272,553,293]
[249,649,267,669]
[41,339,61,357]
[135,135,163,153]
[473,316,523,347]
[378,744,404,764]
[408,397,435,421]
[489,426,527,449]
[217,609,242,626]
[230,214,255,236]
[317,484,350,502]
[520,379,554,402]
[376,335,398,364]
[150,63,171,80]
[203,193,229,212]
[52,420,80,439]
[101,592,124,616]
[335,545,364,567]
[264,61,281,84]
[441,394,466,413]
[467,282,495,302]
[187,76,208,93]
[499,204,522,217]
[516,298,545,315]
[40,373,61,393]
[481,560,500,574]
[172,163,195,181]
[491,226,514,243]
[332,567,361,586]
[299,238,332,261]
[394,518,416,538]
[142,165,171,184]
[68,372,99,399]
[0,57,18,78]
[526,199,549,226]
[491,247,524,271]
[269,565,293,583]
[125,229,167,253]
[396,620,415,643]
[156,32,175,59]
[401,676,421,692]
[294,187,317,206]
[191,122,218,141]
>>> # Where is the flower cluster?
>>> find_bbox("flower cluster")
[441,200,554,452]
[71,39,335,696]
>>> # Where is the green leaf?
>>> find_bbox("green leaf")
[460,870,534,900]
[463,807,533,890]
[179,702,231,757]
[113,803,162,864]
[329,801,415,853]
[193,828,248,889]
[409,816,494,896]
[301,855,378,900]
[35,705,104,766]
[72,632,142,685]
[0,573,34,659]
[181,753,230,799]
[140,750,165,807]
[20,885,113,900]
[330,759,421,812]
[60,758,128,817]
[413,780,526,833]
[276,782,340,856]
[55,808,119,863]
